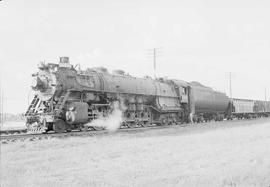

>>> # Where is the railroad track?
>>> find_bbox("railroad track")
[0,129,27,135]
[0,124,189,143]
[1,117,269,143]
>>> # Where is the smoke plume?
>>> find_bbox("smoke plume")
[86,100,126,132]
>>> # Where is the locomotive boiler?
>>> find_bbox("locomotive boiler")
[25,57,231,133]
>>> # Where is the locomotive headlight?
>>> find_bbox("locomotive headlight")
[31,77,38,90]
[32,76,49,92]
[32,69,57,101]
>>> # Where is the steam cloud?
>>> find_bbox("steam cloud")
[86,100,126,132]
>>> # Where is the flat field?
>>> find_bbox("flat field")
[0,121,26,131]
[1,119,270,187]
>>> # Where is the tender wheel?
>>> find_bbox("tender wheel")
[53,119,67,133]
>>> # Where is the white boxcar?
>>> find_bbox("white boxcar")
[232,99,254,114]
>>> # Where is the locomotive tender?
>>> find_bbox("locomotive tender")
[25,57,270,133]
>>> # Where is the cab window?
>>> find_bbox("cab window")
[182,87,187,95]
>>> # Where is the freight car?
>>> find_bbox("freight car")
[25,57,268,133]
[254,100,270,115]
[230,98,255,119]
[230,98,270,119]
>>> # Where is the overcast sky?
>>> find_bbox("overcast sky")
[0,0,270,114]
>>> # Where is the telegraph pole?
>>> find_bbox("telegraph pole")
[153,48,156,78]
[1,91,3,127]
[147,47,162,79]
[228,72,233,118]
[0,77,3,127]
[0,79,1,127]
[229,72,232,99]
[265,88,267,112]
[265,88,267,101]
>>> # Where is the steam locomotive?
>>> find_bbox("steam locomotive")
[25,57,270,133]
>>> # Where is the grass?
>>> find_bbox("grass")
[1,118,270,187]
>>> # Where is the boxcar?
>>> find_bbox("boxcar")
[232,98,254,114]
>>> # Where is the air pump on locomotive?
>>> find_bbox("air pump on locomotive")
[25,57,230,133]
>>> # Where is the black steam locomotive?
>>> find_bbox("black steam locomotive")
[25,57,270,133]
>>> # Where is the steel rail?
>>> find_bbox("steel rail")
[0,124,185,142]
[1,117,269,143]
